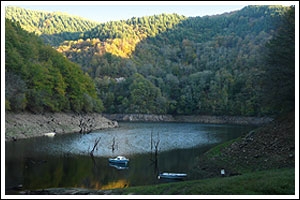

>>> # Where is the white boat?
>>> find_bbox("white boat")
[108,156,129,165]
[158,172,187,180]
[43,132,56,137]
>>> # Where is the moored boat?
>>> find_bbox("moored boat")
[108,156,129,165]
[43,132,56,137]
[157,172,187,180]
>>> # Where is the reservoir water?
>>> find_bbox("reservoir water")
[5,122,256,193]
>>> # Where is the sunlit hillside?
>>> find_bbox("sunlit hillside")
[5,5,294,117]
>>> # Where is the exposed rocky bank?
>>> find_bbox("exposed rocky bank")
[192,111,295,178]
[103,113,273,125]
[5,113,273,142]
[5,112,119,142]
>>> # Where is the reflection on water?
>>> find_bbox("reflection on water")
[109,163,129,170]
[100,179,129,190]
[5,122,256,193]
[33,122,222,157]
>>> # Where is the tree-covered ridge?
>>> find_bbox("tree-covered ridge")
[55,5,291,116]
[5,5,294,116]
[5,19,104,113]
[5,6,99,35]
[53,13,187,60]
[5,6,99,46]
[82,13,186,40]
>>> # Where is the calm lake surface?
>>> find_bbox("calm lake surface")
[5,122,256,193]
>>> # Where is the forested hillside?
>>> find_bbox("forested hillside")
[5,5,295,116]
[5,19,104,113]
[5,6,99,46]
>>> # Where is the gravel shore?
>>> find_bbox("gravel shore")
[5,112,119,142]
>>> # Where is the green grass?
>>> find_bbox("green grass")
[114,168,295,195]
[205,137,242,158]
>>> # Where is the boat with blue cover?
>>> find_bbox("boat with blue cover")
[157,172,187,180]
[108,156,129,165]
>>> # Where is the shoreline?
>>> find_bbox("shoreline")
[5,112,273,142]
[5,112,294,195]
[5,112,118,142]
[103,113,273,125]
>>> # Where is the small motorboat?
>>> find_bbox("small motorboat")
[108,156,129,165]
[158,172,187,180]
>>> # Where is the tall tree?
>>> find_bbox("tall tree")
[261,6,295,114]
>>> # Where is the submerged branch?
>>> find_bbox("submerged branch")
[90,137,101,157]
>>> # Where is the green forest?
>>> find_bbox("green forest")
[5,19,104,113]
[5,5,295,116]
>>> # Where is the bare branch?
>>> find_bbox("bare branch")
[90,137,101,157]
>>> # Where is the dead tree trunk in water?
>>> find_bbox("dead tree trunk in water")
[154,137,160,159]
[150,132,160,160]
[111,137,116,153]
[150,130,153,152]
[90,137,101,157]
[150,132,160,174]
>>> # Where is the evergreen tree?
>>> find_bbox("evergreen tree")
[261,6,295,114]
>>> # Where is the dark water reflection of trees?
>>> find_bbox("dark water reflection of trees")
[5,122,255,192]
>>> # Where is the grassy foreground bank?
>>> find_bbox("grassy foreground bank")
[114,168,294,195]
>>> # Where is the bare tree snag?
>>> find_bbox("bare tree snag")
[90,137,101,157]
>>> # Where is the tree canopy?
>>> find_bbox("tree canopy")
[5,5,295,116]
[261,6,295,114]
[5,19,103,113]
